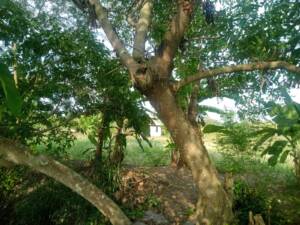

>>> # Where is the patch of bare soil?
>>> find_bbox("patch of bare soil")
[117,166,198,224]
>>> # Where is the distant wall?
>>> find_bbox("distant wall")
[150,125,162,137]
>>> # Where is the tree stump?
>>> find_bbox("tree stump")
[248,211,266,225]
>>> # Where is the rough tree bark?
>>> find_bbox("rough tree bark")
[94,113,109,167]
[109,122,125,166]
[0,138,132,225]
[75,0,300,224]
[147,83,233,224]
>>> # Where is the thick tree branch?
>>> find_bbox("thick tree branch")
[155,0,195,75]
[174,61,300,91]
[132,1,153,61]
[88,0,139,75]
[0,138,132,225]
[188,83,200,126]
[0,158,14,168]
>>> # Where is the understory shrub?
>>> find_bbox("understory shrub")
[0,168,24,225]
[14,181,106,225]
[233,180,286,225]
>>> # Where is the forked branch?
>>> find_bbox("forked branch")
[155,0,196,70]
[132,0,153,61]
[174,61,300,91]
[87,0,138,74]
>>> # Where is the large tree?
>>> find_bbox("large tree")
[67,0,299,224]
[1,0,300,224]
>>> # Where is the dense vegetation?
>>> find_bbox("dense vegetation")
[0,0,299,224]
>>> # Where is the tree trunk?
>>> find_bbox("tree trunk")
[294,150,300,183]
[170,146,186,169]
[0,138,132,225]
[94,115,109,167]
[109,126,125,166]
[147,84,233,224]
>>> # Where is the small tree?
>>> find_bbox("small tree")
[203,112,256,153]
[253,93,300,182]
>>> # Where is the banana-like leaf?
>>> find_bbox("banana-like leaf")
[279,150,290,163]
[198,105,227,115]
[203,124,226,133]
[88,134,98,146]
[253,129,277,151]
[262,140,287,158]
[0,63,22,116]
[268,155,279,166]
[251,127,277,136]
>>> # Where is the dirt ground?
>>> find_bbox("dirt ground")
[118,166,198,224]
[117,166,300,225]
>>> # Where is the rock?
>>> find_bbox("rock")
[142,210,168,225]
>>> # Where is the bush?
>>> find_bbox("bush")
[13,159,122,225]
[0,168,23,225]
[14,181,106,225]
[233,180,286,225]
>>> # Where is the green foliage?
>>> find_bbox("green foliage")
[204,113,256,153]
[14,181,107,225]
[144,193,161,209]
[0,168,24,225]
[0,63,22,116]
[10,164,121,225]
[0,0,150,160]
[262,140,288,166]
[253,94,300,169]
[233,180,268,225]
[233,180,286,225]
[0,168,22,195]
[124,138,170,166]
[96,158,122,194]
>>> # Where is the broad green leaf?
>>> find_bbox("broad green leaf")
[198,105,226,115]
[203,124,225,133]
[262,140,287,157]
[268,155,279,166]
[252,127,277,136]
[0,0,8,7]
[88,134,98,146]
[253,129,277,151]
[279,150,290,163]
[0,63,22,116]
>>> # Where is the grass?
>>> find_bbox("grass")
[5,133,299,224]
[123,137,170,166]
[64,136,170,165]
[64,134,300,223]
[65,138,95,160]
[65,135,295,176]
[65,134,297,188]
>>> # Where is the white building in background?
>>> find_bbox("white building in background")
[149,118,163,137]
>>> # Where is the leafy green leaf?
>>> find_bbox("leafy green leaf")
[0,63,22,116]
[203,124,225,133]
[268,155,279,166]
[253,129,277,151]
[88,134,98,146]
[262,140,287,159]
[279,150,290,163]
